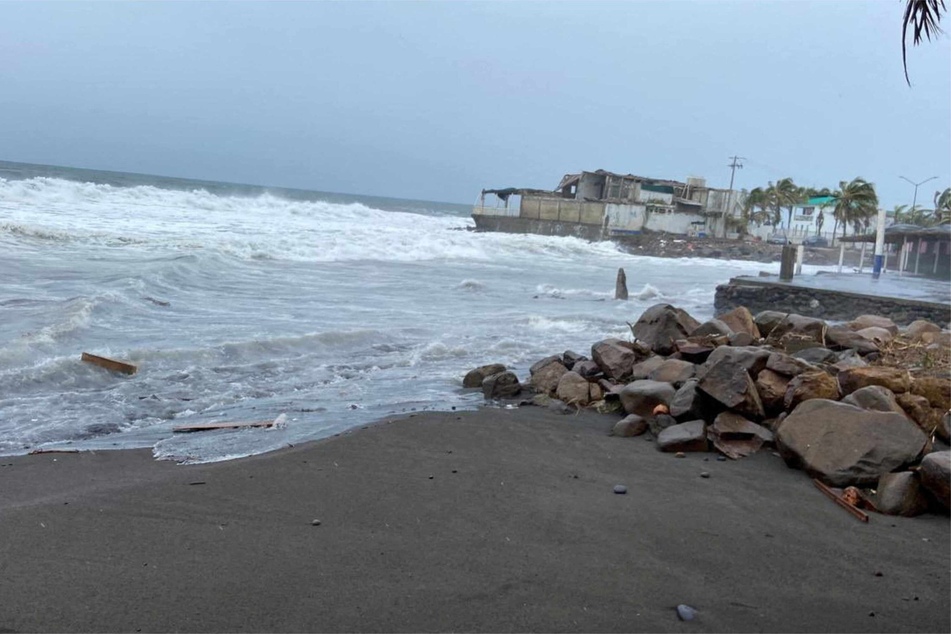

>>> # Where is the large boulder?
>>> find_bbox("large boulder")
[919,451,950,510]
[529,359,569,396]
[618,380,677,417]
[482,371,522,399]
[848,314,899,335]
[702,346,771,378]
[707,412,773,459]
[591,338,649,382]
[530,355,563,375]
[647,359,696,386]
[910,376,951,411]
[656,420,708,453]
[875,472,930,517]
[775,400,929,487]
[755,368,791,414]
[697,359,765,420]
[464,363,506,388]
[783,370,841,410]
[837,366,912,396]
[717,306,761,339]
[632,304,701,356]
[842,385,905,415]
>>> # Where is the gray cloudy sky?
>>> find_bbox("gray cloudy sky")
[1,1,949,208]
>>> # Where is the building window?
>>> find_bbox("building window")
[801,207,814,215]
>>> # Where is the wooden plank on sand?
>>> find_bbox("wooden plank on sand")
[172,421,273,433]
[81,352,137,375]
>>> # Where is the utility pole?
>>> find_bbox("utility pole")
[723,155,744,238]
[899,175,938,215]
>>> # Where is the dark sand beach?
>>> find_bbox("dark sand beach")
[1,407,948,633]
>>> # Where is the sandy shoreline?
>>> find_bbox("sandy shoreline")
[1,407,948,633]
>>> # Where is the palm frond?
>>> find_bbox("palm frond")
[903,0,946,85]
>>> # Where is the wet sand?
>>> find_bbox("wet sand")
[1,407,948,633]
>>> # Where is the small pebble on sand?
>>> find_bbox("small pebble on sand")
[311,519,321,526]
[676,604,697,621]
[613,484,627,494]
[700,472,710,478]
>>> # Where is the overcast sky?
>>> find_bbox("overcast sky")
[1,1,948,207]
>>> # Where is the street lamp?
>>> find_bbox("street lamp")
[899,175,938,212]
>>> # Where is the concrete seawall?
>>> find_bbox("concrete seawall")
[472,215,605,241]
[715,274,951,325]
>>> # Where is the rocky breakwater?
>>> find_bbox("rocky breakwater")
[465,304,951,517]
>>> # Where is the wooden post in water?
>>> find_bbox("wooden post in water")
[615,268,628,300]
[779,246,796,281]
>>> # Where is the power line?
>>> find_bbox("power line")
[727,155,745,190]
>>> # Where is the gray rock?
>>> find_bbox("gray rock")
[691,319,734,338]
[792,347,837,365]
[906,319,941,340]
[632,304,702,356]
[918,451,950,510]
[754,310,788,337]
[657,420,708,453]
[530,355,563,376]
[848,314,899,335]
[613,414,648,437]
[556,371,595,407]
[728,332,755,347]
[647,359,696,386]
[767,314,827,349]
[775,400,928,487]
[702,346,771,378]
[572,359,602,380]
[649,413,679,437]
[854,326,894,345]
[562,350,586,366]
[613,484,628,494]
[875,472,930,517]
[482,371,522,399]
[708,411,773,459]
[676,605,698,622]
[629,355,666,380]
[765,352,816,377]
[842,385,905,415]
[831,349,869,371]
[697,359,765,420]
[669,379,719,422]
[464,363,506,388]
[826,326,880,355]
[618,380,677,417]
[615,268,628,300]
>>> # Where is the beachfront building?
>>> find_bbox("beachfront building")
[473,169,743,240]
[747,196,838,242]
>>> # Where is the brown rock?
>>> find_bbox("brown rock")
[708,412,773,459]
[918,451,950,510]
[848,314,899,335]
[837,366,912,396]
[529,360,569,396]
[702,346,771,378]
[825,326,880,355]
[755,368,791,414]
[691,319,734,338]
[647,359,696,386]
[775,400,928,487]
[632,304,702,356]
[656,420,708,453]
[618,380,677,417]
[896,393,946,440]
[463,363,506,388]
[591,338,648,382]
[919,330,951,347]
[854,326,894,345]
[767,314,827,349]
[675,340,716,364]
[754,310,788,337]
[572,360,602,380]
[556,372,595,407]
[783,370,841,410]
[717,306,761,339]
[875,472,930,517]
[910,376,951,411]
[697,359,765,420]
[530,355,563,376]
[906,319,941,340]
[765,352,816,377]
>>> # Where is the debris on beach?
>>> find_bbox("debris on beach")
[81,352,137,375]
[464,302,951,518]
[676,604,698,621]
[173,420,275,433]
[613,484,627,494]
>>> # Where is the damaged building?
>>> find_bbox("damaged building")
[473,169,742,240]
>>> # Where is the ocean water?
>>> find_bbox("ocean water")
[0,161,817,463]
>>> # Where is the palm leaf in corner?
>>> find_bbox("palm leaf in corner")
[903,0,946,85]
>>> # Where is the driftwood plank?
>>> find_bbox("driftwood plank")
[81,352,137,375]
[172,421,273,433]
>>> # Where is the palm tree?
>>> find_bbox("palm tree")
[935,187,951,222]
[833,178,879,243]
[744,187,771,227]
[766,178,800,230]
[890,204,909,224]
[903,0,947,85]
